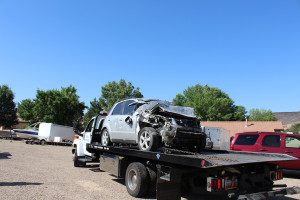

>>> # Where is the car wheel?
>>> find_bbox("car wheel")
[138,127,159,151]
[125,162,149,197]
[101,129,111,146]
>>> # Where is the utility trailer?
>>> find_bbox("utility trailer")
[83,144,300,200]
[25,123,75,145]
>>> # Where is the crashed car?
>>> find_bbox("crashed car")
[100,98,206,152]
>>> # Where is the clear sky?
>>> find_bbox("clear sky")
[0,0,299,113]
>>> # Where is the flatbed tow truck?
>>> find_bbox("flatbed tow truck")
[72,114,300,200]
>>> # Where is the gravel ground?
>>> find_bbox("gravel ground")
[0,139,299,200]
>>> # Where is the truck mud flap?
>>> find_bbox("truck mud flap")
[156,165,182,200]
[237,186,300,200]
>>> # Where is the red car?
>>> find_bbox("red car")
[231,132,300,170]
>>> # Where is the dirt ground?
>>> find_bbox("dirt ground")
[0,139,299,200]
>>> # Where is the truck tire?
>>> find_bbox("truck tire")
[138,127,159,151]
[73,149,86,167]
[125,162,149,197]
[101,129,111,146]
[40,140,46,145]
[146,166,157,196]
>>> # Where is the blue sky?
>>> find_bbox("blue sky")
[0,0,299,113]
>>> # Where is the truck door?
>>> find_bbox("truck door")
[259,134,284,154]
[118,100,138,143]
[281,135,300,169]
[83,118,95,156]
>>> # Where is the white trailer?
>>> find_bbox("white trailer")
[202,126,230,150]
[25,123,75,145]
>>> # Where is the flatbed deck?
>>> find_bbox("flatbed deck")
[89,144,297,168]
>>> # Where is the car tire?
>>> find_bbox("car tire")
[101,129,111,146]
[125,162,149,197]
[138,127,159,151]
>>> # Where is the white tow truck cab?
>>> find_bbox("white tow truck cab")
[72,112,107,167]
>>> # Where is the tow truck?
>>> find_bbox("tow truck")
[72,113,300,200]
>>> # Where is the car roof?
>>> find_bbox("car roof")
[235,132,300,137]
[117,98,162,103]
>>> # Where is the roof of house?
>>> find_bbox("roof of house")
[273,112,300,126]
[201,121,284,137]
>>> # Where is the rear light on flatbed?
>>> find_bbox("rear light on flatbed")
[270,170,283,181]
[207,176,238,192]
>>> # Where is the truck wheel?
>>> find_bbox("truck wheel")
[138,127,159,151]
[73,149,86,167]
[101,129,111,146]
[40,140,46,145]
[125,162,149,197]
[146,166,157,196]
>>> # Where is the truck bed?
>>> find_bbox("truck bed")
[89,145,297,168]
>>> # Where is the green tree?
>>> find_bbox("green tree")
[173,84,246,121]
[248,108,277,121]
[289,123,300,135]
[18,85,86,126]
[99,79,143,111]
[0,85,18,129]
[18,99,36,123]
[33,85,86,126]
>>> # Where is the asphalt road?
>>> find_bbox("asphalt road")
[0,139,299,200]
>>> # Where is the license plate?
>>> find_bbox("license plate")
[225,176,238,190]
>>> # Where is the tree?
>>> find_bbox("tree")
[18,99,36,123]
[0,85,18,129]
[173,84,246,121]
[83,98,103,125]
[33,85,86,126]
[18,85,86,126]
[248,108,277,121]
[289,123,300,135]
[99,79,143,111]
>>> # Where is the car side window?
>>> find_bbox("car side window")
[112,102,124,115]
[123,100,136,115]
[234,135,259,145]
[285,136,300,148]
[262,135,281,147]
[85,119,94,132]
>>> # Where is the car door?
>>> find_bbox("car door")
[258,134,284,154]
[118,100,138,143]
[280,135,300,170]
[107,102,125,141]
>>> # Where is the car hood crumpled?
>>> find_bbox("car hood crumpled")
[136,100,197,118]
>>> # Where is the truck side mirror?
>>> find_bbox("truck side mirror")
[99,111,108,116]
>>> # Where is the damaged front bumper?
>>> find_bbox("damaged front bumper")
[160,125,206,147]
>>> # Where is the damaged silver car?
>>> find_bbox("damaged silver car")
[101,98,206,152]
